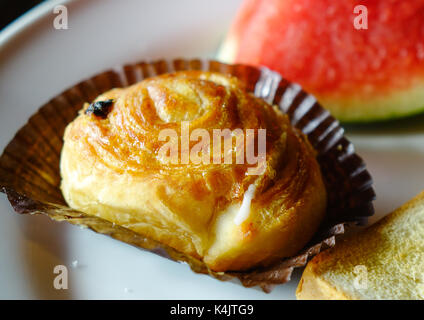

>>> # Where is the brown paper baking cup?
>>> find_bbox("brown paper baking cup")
[0,59,375,293]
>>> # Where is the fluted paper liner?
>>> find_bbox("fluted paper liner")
[0,59,375,293]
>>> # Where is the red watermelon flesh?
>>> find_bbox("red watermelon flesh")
[220,0,424,122]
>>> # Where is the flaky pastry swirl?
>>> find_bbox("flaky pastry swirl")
[60,71,326,271]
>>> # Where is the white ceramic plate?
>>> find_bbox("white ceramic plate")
[1,0,424,300]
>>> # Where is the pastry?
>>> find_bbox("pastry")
[60,70,327,272]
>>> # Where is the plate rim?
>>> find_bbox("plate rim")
[0,0,72,48]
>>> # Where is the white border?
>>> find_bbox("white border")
[0,0,71,47]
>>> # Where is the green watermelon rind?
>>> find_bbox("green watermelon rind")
[316,82,424,123]
[326,102,424,124]
[335,105,424,124]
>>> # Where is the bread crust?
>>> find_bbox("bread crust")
[296,191,424,300]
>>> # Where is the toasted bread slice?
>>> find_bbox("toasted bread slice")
[297,191,424,300]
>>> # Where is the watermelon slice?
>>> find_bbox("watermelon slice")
[219,0,424,122]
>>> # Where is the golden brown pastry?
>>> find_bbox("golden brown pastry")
[60,71,327,272]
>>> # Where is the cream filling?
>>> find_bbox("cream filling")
[234,184,256,225]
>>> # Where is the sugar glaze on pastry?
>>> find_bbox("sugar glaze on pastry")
[60,71,327,272]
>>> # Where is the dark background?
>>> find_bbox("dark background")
[0,0,44,31]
